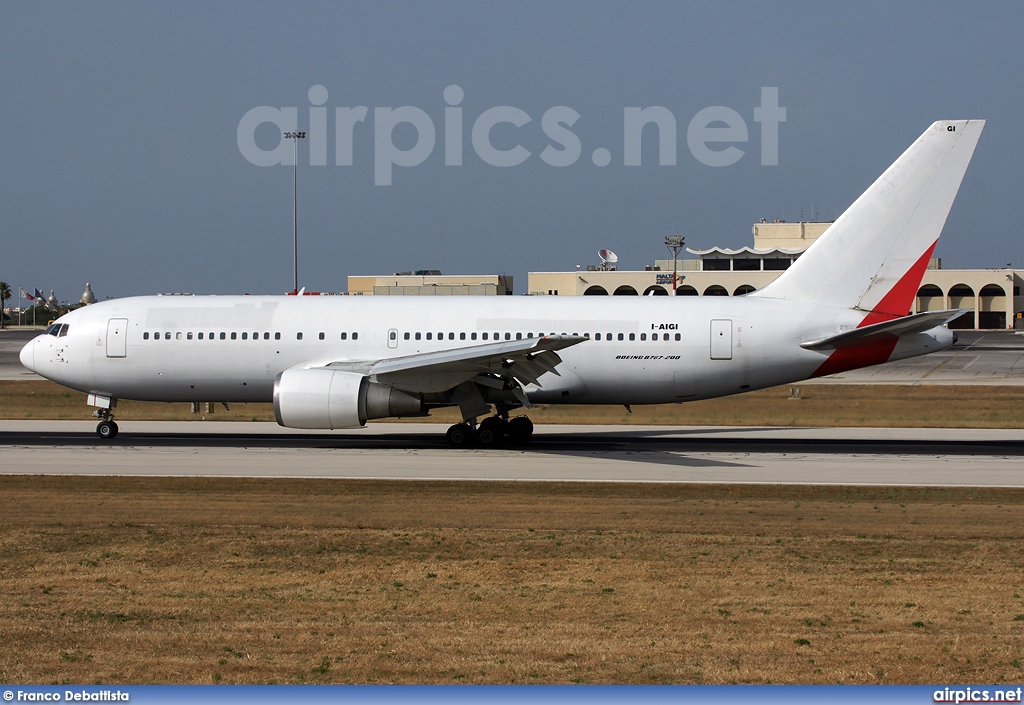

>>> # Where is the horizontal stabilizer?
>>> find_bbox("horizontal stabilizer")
[801,309,968,351]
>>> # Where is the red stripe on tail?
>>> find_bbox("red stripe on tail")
[810,241,937,378]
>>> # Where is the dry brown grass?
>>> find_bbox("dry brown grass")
[1,478,1022,684]
[4,380,1024,427]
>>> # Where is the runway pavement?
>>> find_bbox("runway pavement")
[3,329,1024,383]
[2,420,1023,487]
[809,330,1024,385]
[0,329,42,380]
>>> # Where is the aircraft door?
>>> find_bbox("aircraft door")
[710,319,732,360]
[387,328,399,349]
[106,318,128,358]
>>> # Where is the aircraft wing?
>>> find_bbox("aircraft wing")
[314,335,586,393]
[800,309,968,351]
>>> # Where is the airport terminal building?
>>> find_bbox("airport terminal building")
[347,271,513,297]
[527,222,1024,330]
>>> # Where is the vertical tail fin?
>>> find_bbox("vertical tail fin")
[753,120,984,321]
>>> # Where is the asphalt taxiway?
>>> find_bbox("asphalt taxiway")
[2,421,1022,487]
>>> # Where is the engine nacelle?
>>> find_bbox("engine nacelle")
[273,368,423,429]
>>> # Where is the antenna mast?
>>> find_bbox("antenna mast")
[664,235,685,295]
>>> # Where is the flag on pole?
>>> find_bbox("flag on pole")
[34,288,44,300]
[22,288,35,301]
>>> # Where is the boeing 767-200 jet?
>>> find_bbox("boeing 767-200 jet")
[20,120,984,445]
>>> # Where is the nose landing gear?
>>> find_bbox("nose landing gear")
[92,409,119,439]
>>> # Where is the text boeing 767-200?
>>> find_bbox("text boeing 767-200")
[21,120,984,445]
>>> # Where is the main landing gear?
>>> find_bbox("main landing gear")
[445,415,534,447]
[93,409,119,439]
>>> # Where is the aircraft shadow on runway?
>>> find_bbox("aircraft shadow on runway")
[2,429,1024,471]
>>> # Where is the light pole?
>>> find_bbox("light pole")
[284,131,306,293]
[664,235,685,295]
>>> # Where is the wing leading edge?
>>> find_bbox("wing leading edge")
[313,334,586,394]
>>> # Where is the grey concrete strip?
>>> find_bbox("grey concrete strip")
[0,330,42,380]
[2,421,1022,487]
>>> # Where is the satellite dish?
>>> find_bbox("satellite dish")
[598,249,618,265]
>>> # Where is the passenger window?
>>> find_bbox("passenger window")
[352,332,358,340]
[482,333,488,341]
[404,332,410,340]
[340,332,347,340]
[389,331,397,341]
[675,333,681,341]
[318,332,325,340]
[495,332,501,340]
[415,332,421,340]
[607,333,612,340]
[652,333,658,341]
[471,332,477,340]
[253,332,258,340]
[208,332,214,340]
[584,333,590,339]
[640,333,647,341]
[595,333,601,341]
[187,332,193,340]
[275,332,281,340]
[296,332,303,340]
[220,332,226,340]
[426,332,433,340]
[231,332,237,340]
[448,332,455,340]
[241,332,247,340]
[165,332,171,340]
[460,332,466,340]
[629,333,635,341]
[143,332,149,340]
[516,332,522,340]
[264,332,270,340]
[197,332,203,340]
[438,332,443,340]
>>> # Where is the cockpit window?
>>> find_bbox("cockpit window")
[44,324,60,336]
[58,324,69,337]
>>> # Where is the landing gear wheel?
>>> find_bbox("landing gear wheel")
[96,420,119,440]
[476,416,507,447]
[507,416,534,443]
[445,423,473,447]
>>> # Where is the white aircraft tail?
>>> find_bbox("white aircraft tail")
[753,120,984,325]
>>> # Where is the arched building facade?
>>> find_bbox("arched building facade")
[526,222,1023,329]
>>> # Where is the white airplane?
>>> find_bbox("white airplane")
[21,120,984,445]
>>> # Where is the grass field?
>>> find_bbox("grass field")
[3,381,1023,684]
[3,380,1024,428]
[1,478,1022,685]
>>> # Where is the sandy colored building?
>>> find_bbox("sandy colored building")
[527,222,1023,330]
[348,272,513,296]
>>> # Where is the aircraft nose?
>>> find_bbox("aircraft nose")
[19,338,36,373]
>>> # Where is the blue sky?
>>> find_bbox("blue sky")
[2,1,1021,299]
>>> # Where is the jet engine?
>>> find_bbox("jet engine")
[273,368,424,429]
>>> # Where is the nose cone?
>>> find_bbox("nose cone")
[19,338,36,373]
